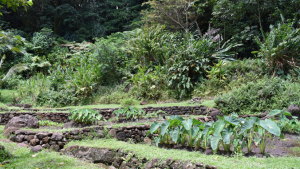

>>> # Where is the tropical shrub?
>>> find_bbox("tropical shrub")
[168,35,240,99]
[193,59,267,98]
[130,65,168,100]
[255,22,300,76]
[32,28,54,55]
[128,25,172,68]
[215,77,300,114]
[120,98,139,107]
[69,108,103,125]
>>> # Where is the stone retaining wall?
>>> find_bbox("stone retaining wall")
[8,125,153,152]
[0,106,208,125]
[62,145,217,169]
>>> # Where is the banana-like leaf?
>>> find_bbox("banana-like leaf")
[2,63,29,81]
[211,134,222,150]
[259,119,281,136]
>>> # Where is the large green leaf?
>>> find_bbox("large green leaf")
[203,123,212,137]
[192,118,203,126]
[191,126,200,138]
[224,116,240,126]
[259,119,281,136]
[239,119,255,135]
[222,126,233,144]
[169,119,183,128]
[211,134,222,150]
[149,122,160,134]
[160,120,170,136]
[269,109,281,117]
[213,120,225,135]
[169,127,180,143]
[169,115,184,121]
[182,119,193,131]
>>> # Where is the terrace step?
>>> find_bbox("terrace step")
[62,141,216,169]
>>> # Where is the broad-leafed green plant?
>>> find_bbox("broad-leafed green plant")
[69,108,103,125]
[147,111,285,155]
[113,106,146,121]
[255,21,300,76]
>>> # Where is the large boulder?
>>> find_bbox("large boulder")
[208,109,223,121]
[5,115,39,130]
[286,104,300,119]
[4,115,39,138]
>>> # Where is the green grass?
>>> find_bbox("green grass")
[0,90,16,104]
[0,125,102,169]
[0,142,102,169]
[60,100,215,109]
[66,139,300,169]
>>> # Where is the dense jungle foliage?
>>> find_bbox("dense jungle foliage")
[1,0,300,114]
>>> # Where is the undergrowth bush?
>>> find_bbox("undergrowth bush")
[255,21,300,75]
[193,59,268,98]
[95,84,130,104]
[120,98,139,107]
[215,77,300,114]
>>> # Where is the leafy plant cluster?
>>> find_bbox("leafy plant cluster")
[255,21,300,76]
[31,28,54,55]
[193,59,268,98]
[147,110,294,155]
[69,108,103,125]
[215,77,300,114]
[38,120,62,127]
[113,106,146,121]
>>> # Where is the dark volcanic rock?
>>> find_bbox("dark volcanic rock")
[23,104,32,108]
[140,100,147,105]
[117,132,126,140]
[209,109,223,121]
[286,104,300,119]
[31,145,43,152]
[5,115,39,130]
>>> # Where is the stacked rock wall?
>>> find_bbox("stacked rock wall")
[62,145,217,169]
[8,125,153,151]
[0,106,209,125]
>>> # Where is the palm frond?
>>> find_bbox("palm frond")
[2,64,29,81]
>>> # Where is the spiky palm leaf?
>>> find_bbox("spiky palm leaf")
[2,63,29,81]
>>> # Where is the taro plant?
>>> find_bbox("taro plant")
[147,112,284,155]
[69,108,103,125]
[113,106,146,121]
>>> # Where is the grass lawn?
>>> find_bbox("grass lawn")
[0,90,16,104]
[0,141,102,169]
[60,99,216,109]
